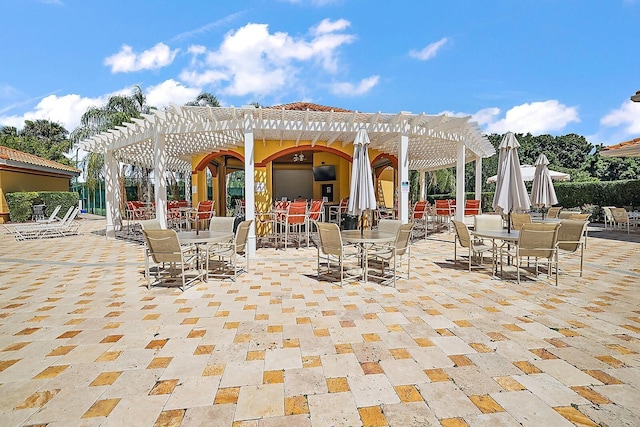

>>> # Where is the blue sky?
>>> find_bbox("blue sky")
[1,0,639,147]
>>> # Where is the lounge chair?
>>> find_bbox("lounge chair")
[36,205,62,224]
[11,206,79,240]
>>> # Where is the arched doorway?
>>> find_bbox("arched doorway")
[194,151,245,217]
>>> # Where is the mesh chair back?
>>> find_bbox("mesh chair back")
[569,213,590,221]
[209,217,236,232]
[308,200,324,221]
[196,201,215,220]
[546,207,562,218]
[452,220,472,249]
[286,202,307,225]
[518,223,560,258]
[142,229,182,264]
[557,219,587,253]
[316,222,344,257]
[234,220,253,253]
[412,201,430,219]
[378,219,402,235]
[394,223,415,256]
[464,200,481,216]
[511,213,532,230]
[140,219,162,230]
[474,214,503,232]
[435,199,453,216]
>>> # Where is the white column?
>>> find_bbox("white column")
[244,116,256,257]
[153,132,168,228]
[185,170,191,204]
[104,150,121,239]
[398,132,409,223]
[475,155,483,204]
[455,141,466,221]
[419,169,426,201]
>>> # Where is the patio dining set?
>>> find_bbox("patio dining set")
[450,210,593,286]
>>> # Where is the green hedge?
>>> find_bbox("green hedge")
[427,179,640,222]
[6,191,79,223]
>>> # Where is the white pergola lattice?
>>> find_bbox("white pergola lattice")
[80,105,495,252]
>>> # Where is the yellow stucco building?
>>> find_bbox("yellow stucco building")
[0,146,80,223]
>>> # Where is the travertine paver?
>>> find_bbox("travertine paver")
[0,217,639,426]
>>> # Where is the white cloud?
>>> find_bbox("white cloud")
[181,20,356,97]
[409,37,449,61]
[474,100,580,135]
[0,93,106,131]
[600,100,640,135]
[329,75,379,97]
[105,43,179,73]
[312,18,350,35]
[146,79,201,109]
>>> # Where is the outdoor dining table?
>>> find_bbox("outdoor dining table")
[470,229,520,276]
[177,230,234,269]
[341,230,395,282]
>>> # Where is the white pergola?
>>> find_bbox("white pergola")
[80,104,495,255]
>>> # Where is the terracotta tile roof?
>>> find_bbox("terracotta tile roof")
[267,102,353,113]
[0,145,80,174]
[602,137,640,153]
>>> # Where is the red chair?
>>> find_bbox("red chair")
[328,197,349,225]
[411,201,432,238]
[190,201,215,230]
[278,201,308,249]
[435,199,454,230]
[464,200,481,216]
[307,199,324,245]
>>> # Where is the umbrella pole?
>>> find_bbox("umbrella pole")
[507,211,511,233]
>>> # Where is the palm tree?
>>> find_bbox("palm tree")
[70,86,155,209]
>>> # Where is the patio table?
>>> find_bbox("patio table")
[342,230,395,282]
[471,229,520,276]
[177,230,234,270]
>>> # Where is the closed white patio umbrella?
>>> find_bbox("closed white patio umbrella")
[348,128,377,234]
[486,165,570,184]
[530,153,559,208]
[492,132,531,232]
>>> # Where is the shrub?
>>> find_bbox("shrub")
[6,191,79,222]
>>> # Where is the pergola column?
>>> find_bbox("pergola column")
[244,116,256,257]
[397,131,409,223]
[185,170,191,204]
[153,132,168,229]
[455,140,466,221]
[104,149,121,239]
[475,155,483,204]
[419,169,426,201]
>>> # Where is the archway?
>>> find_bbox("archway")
[194,151,245,216]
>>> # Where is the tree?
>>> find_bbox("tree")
[70,85,155,202]
[185,92,220,107]
[0,120,72,166]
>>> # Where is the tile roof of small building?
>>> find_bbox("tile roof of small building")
[0,145,81,174]
[601,137,640,157]
[267,102,353,112]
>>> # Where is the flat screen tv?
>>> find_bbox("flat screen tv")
[312,165,336,181]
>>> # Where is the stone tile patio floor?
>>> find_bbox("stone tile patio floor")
[0,217,639,426]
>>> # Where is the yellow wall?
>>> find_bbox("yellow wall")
[0,169,71,222]
[190,139,392,210]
